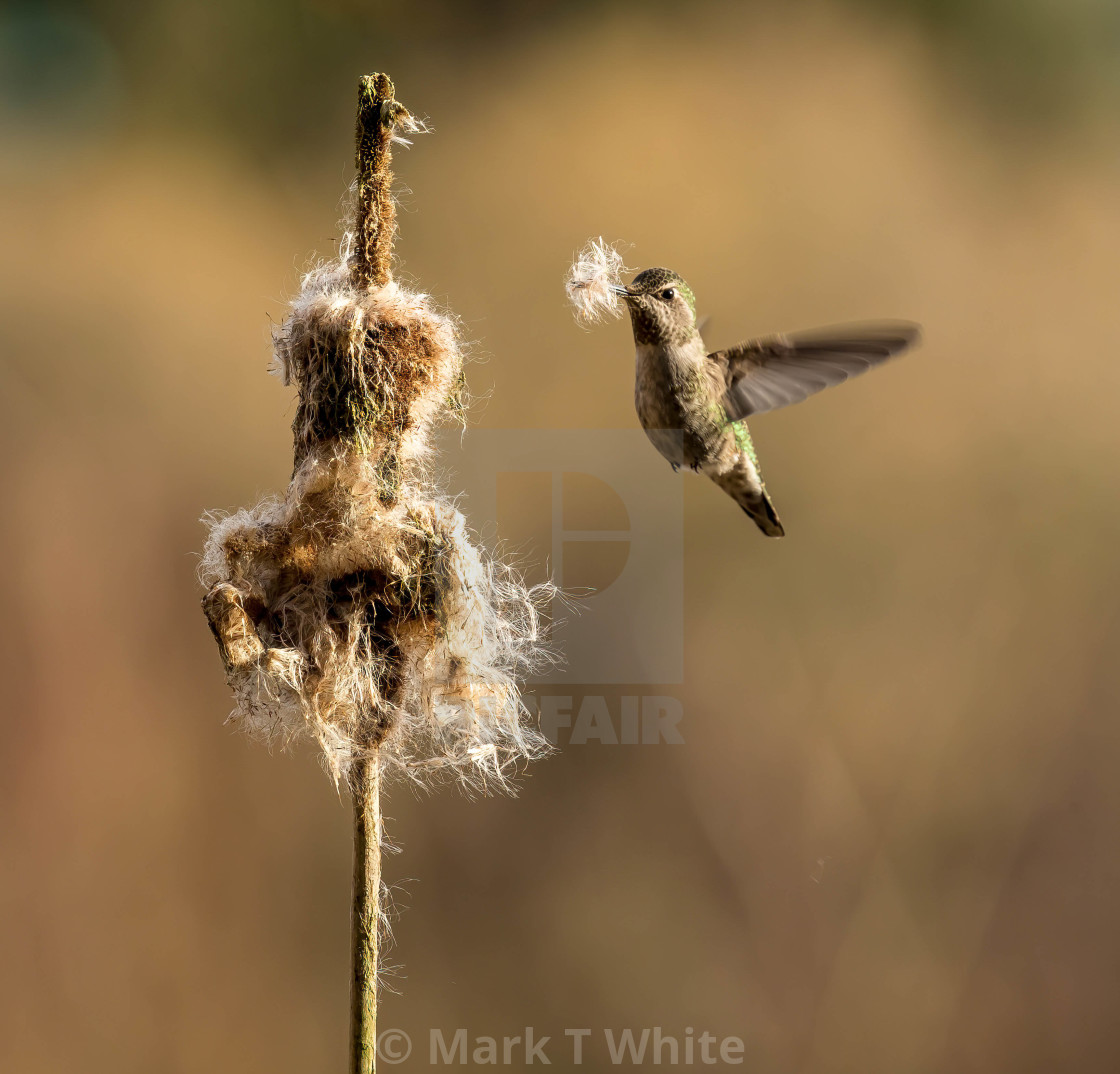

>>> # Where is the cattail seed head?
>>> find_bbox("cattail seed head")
[200,76,553,789]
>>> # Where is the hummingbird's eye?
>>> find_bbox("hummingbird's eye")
[661,288,676,301]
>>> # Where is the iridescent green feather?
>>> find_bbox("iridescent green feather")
[677,281,697,315]
[732,419,760,469]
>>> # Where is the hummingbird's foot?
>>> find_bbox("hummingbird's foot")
[671,462,680,474]
[690,462,702,473]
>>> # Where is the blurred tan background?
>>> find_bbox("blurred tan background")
[3,1,1120,1071]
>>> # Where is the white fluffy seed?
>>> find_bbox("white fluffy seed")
[565,237,629,324]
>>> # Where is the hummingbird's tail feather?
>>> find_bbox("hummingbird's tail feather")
[741,492,785,537]
[708,463,785,537]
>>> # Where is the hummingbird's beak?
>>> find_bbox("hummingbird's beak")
[612,285,633,299]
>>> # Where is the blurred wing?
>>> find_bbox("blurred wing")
[710,322,920,421]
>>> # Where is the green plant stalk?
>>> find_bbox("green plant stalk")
[349,753,380,1074]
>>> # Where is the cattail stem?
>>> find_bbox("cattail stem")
[349,752,381,1074]
[346,74,417,1072]
[352,73,401,290]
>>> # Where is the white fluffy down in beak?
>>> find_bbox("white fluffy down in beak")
[565,237,630,324]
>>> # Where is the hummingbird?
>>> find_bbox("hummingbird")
[615,267,919,537]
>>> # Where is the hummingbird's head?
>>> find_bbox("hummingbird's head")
[616,267,698,347]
